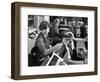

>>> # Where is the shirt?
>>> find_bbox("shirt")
[35,32,50,60]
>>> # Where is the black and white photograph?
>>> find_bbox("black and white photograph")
[28,15,88,66]
[11,2,97,79]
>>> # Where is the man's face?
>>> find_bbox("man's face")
[73,21,76,27]
[68,21,73,27]
[55,22,60,27]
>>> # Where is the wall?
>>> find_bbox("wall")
[0,0,100,82]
